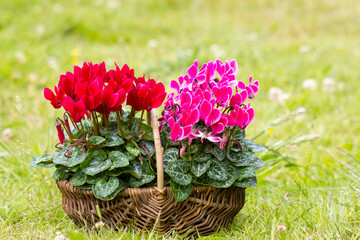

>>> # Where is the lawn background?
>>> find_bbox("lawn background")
[0,0,360,239]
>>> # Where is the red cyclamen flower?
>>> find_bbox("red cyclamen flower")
[55,119,65,144]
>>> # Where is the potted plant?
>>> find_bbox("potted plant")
[31,59,265,238]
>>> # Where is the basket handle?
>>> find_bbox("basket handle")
[150,109,164,189]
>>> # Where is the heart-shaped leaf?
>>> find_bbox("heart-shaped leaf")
[237,166,256,181]
[80,149,107,169]
[87,136,106,145]
[125,140,140,156]
[109,151,130,170]
[209,163,239,188]
[170,180,193,202]
[100,133,124,147]
[165,160,191,185]
[86,171,107,184]
[31,155,55,168]
[163,148,178,169]
[70,169,87,187]
[181,152,192,162]
[231,139,248,152]
[189,145,198,154]
[205,145,226,161]
[129,162,155,188]
[191,160,211,177]
[245,139,267,153]
[110,159,142,178]
[194,153,212,163]
[92,177,120,200]
[207,160,227,181]
[54,147,86,167]
[233,127,245,140]
[138,141,155,157]
[53,168,69,180]
[82,158,112,176]
[228,151,257,167]
[234,176,257,188]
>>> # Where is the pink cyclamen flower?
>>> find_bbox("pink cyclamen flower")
[239,76,259,99]
[62,96,86,123]
[168,117,192,142]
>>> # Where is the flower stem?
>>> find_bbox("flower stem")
[129,107,135,131]
[139,109,145,130]
[65,111,81,133]
[102,103,110,132]
[226,126,237,148]
[90,111,100,136]
[56,117,74,141]
[116,111,126,141]
[79,120,87,141]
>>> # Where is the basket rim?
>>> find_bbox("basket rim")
[56,179,244,199]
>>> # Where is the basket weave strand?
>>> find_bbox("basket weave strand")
[56,180,245,238]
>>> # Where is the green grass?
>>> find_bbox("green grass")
[1,0,360,239]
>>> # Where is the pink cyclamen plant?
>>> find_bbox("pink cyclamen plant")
[159,59,259,150]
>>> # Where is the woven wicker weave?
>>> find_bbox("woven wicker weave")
[56,109,246,238]
[57,180,245,237]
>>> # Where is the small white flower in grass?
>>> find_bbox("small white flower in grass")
[35,24,45,37]
[322,77,336,92]
[268,87,289,105]
[210,44,225,58]
[337,81,344,91]
[299,45,310,53]
[95,221,105,229]
[53,4,63,13]
[148,39,158,48]
[14,50,26,64]
[294,107,307,122]
[278,225,286,232]
[55,231,66,240]
[302,78,317,90]
[106,0,119,9]
[47,57,59,71]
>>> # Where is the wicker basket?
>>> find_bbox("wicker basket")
[56,109,246,238]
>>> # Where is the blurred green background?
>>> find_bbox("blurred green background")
[1,0,360,239]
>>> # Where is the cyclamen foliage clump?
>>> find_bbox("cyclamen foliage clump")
[159,59,265,201]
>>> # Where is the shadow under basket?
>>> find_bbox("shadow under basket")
[56,180,245,238]
[55,109,246,238]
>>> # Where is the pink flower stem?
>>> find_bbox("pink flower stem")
[79,120,87,141]
[226,126,237,148]
[90,112,100,136]
[116,111,126,142]
[102,103,110,132]
[129,107,135,131]
[65,111,81,133]
[229,139,243,152]
[138,109,145,130]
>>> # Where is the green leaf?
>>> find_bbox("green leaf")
[138,141,155,157]
[76,184,92,190]
[108,151,130,170]
[191,160,211,177]
[80,149,107,169]
[125,140,140,156]
[251,156,265,169]
[118,159,142,178]
[87,136,106,145]
[31,155,55,168]
[53,168,69,180]
[86,172,107,184]
[209,163,239,188]
[82,119,94,132]
[190,145,198,154]
[194,153,212,163]
[205,145,226,161]
[228,151,263,168]
[165,160,192,185]
[207,160,228,181]
[163,148,179,169]
[96,179,126,201]
[129,162,155,188]
[170,180,193,202]
[234,176,257,188]
[82,158,112,176]
[231,140,248,152]
[181,152,192,162]
[233,127,245,140]
[92,176,120,200]
[238,166,256,181]
[54,147,86,168]
[70,169,87,187]
[69,165,80,172]
[100,133,124,147]
[192,176,210,186]
[245,139,267,153]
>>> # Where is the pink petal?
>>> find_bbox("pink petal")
[200,99,212,120]
[230,59,238,74]
[207,108,221,126]
[238,81,246,89]
[170,80,180,93]
[187,109,200,125]
[188,63,198,80]
[207,136,222,142]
